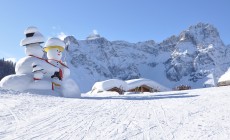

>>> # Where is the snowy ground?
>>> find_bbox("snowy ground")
[1,86,230,140]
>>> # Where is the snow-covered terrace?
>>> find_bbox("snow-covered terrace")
[126,78,169,92]
[91,79,128,93]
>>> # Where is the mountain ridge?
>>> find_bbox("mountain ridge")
[64,23,230,92]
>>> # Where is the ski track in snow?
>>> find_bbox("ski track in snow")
[1,87,230,140]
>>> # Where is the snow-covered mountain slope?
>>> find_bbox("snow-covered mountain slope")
[1,87,230,139]
[64,23,230,92]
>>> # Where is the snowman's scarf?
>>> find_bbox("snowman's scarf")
[46,59,69,68]
[45,59,68,82]
[29,55,68,68]
[29,55,46,60]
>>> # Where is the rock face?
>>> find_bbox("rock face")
[64,23,230,92]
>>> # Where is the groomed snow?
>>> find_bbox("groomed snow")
[91,79,128,93]
[1,86,230,139]
[126,78,169,91]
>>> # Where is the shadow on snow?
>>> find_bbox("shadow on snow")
[82,92,199,101]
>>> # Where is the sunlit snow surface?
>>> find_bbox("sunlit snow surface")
[1,87,230,139]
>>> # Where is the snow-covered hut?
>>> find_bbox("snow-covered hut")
[217,68,230,86]
[126,78,169,93]
[91,79,128,94]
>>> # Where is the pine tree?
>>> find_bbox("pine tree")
[0,58,16,80]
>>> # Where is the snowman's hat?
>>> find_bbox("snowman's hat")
[20,26,45,46]
[44,37,65,52]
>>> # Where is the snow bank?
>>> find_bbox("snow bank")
[0,74,32,91]
[0,75,81,98]
[62,78,81,98]
[91,79,127,93]
[126,78,169,91]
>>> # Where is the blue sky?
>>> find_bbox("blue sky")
[0,0,229,60]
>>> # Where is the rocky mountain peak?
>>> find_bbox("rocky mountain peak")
[64,36,79,51]
[64,23,230,92]
[64,36,78,44]
[180,23,221,46]
[86,37,111,46]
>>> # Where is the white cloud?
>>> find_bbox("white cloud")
[5,58,17,63]
[93,29,98,35]
[57,32,67,40]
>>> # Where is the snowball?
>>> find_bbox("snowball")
[61,78,81,98]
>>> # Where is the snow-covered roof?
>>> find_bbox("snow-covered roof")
[126,78,169,91]
[218,68,230,83]
[92,79,128,92]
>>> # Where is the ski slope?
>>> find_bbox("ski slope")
[1,86,230,140]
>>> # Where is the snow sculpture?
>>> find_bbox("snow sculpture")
[44,37,70,79]
[44,38,80,97]
[43,38,69,90]
[0,26,48,91]
[16,26,46,74]
[0,27,80,97]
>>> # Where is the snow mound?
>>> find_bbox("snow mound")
[0,75,81,98]
[0,74,32,91]
[62,78,81,98]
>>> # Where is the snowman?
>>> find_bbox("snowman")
[1,26,57,91]
[15,26,59,77]
[43,37,70,90]
[0,28,80,97]
[15,26,46,74]
[43,38,80,97]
